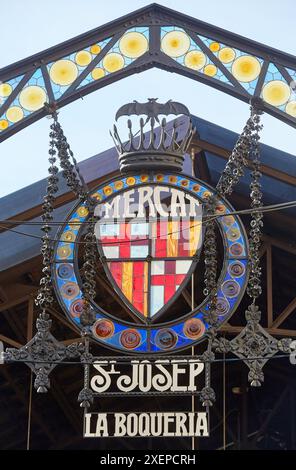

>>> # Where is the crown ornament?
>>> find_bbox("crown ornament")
[111,98,195,173]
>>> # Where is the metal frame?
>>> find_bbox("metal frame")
[1,3,296,143]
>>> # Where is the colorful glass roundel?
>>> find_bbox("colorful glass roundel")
[53,172,249,354]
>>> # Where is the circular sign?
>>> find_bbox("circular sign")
[53,172,248,354]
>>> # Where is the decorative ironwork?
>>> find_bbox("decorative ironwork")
[4,114,87,393]
[48,109,89,203]
[78,336,94,408]
[213,102,295,388]
[35,124,59,311]
[216,115,252,197]
[200,347,216,407]
[4,311,84,392]
[80,212,97,329]
[112,104,195,172]
[202,195,219,330]
[213,304,293,387]
[247,103,264,301]
[115,98,190,124]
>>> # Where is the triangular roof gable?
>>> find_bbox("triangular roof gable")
[0,3,295,143]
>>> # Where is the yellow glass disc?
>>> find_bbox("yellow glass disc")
[57,245,72,259]
[126,177,136,186]
[0,83,12,97]
[69,218,80,229]
[19,86,47,111]
[90,44,101,55]
[209,42,220,52]
[0,119,9,130]
[103,185,113,195]
[119,32,148,58]
[75,50,92,66]
[218,47,236,63]
[223,215,235,226]
[161,31,190,58]
[262,80,291,106]
[203,191,211,198]
[286,101,296,117]
[114,180,124,190]
[184,50,206,70]
[6,106,24,123]
[61,231,75,242]
[77,206,89,217]
[232,55,261,82]
[50,59,78,86]
[103,53,125,73]
[204,64,217,76]
[91,68,105,80]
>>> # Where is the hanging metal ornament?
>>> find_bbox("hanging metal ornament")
[203,195,219,331]
[213,101,294,386]
[216,117,252,198]
[4,115,85,392]
[47,108,98,405]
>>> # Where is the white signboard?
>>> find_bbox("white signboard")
[84,412,209,438]
[90,359,204,394]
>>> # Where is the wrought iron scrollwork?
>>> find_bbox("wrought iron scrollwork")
[4,312,84,392]
[216,117,252,197]
[5,112,87,392]
[203,195,219,330]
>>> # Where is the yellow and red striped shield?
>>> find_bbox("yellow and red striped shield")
[97,218,202,321]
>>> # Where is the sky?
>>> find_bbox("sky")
[0,0,295,197]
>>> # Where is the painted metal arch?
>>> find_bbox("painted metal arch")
[0,3,296,142]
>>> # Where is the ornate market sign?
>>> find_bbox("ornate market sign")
[52,100,248,354]
[4,91,292,443]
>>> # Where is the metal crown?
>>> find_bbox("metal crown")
[110,99,195,173]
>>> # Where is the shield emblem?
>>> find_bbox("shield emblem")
[96,216,203,322]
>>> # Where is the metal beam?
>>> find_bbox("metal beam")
[221,323,296,338]
[181,287,195,309]
[262,234,296,256]
[194,149,212,184]
[272,297,296,329]
[190,139,296,187]
[0,334,22,348]
[48,306,80,335]
[27,298,34,341]
[0,4,296,142]
[62,337,84,345]
[0,170,119,235]
[0,294,33,312]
